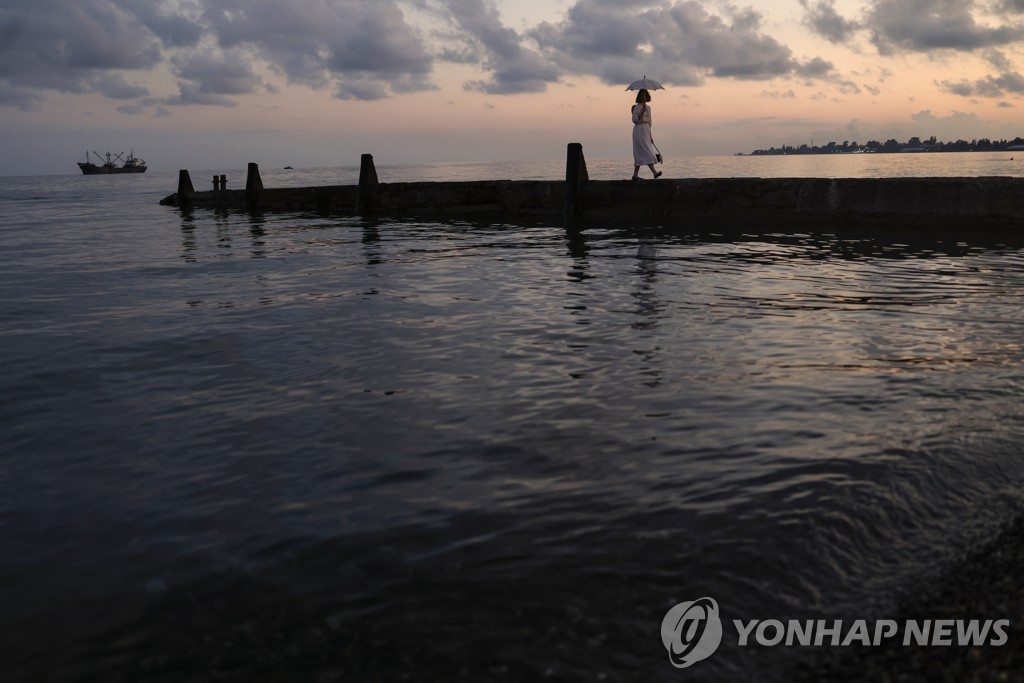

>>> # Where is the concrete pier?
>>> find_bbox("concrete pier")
[160,146,1024,234]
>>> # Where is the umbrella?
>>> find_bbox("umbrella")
[625,76,664,91]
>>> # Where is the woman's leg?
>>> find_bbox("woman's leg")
[648,163,662,178]
[632,165,640,179]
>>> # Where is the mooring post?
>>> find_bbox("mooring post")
[357,153,379,215]
[245,163,263,210]
[177,169,195,206]
[564,142,589,228]
[220,174,227,190]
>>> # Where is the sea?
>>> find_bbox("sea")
[2,153,1024,681]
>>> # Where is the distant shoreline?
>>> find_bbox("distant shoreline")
[744,137,1024,156]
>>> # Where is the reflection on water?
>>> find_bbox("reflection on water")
[2,170,1024,681]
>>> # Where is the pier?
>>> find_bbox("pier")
[159,144,1024,234]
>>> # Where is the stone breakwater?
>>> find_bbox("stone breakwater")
[159,146,1024,234]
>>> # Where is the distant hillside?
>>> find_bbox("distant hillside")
[746,136,1024,155]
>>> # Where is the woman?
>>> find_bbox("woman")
[631,89,662,180]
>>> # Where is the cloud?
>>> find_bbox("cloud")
[803,0,1024,66]
[997,0,1024,12]
[92,73,150,100]
[427,0,560,94]
[172,48,263,97]
[835,79,861,95]
[0,0,163,101]
[800,0,861,44]
[909,109,988,136]
[202,0,437,100]
[0,0,921,113]
[531,0,814,87]
[164,81,238,107]
[116,103,146,115]
[795,57,834,79]
[0,82,40,111]
[132,2,205,49]
[0,0,438,109]
[983,48,1013,71]
[938,71,1024,97]
[867,0,1024,55]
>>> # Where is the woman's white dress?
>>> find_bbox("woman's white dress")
[631,104,659,166]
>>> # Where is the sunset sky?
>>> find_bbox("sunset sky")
[2,0,1024,175]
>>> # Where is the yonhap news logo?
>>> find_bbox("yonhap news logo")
[660,597,723,668]
[660,597,1010,670]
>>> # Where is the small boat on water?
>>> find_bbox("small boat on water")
[78,150,147,175]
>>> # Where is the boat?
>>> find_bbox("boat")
[78,150,147,174]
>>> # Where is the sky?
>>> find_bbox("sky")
[2,0,1024,175]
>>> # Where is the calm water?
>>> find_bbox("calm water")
[2,154,1024,681]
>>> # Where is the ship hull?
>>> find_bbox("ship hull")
[78,163,147,175]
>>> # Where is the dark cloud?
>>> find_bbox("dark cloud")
[131,2,205,49]
[204,0,436,99]
[0,0,879,111]
[0,82,40,111]
[531,0,806,87]
[984,48,1013,71]
[938,71,1024,97]
[164,81,237,107]
[0,0,162,101]
[92,73,150,99]
[172,49,263,97]
[116,103,146,115]
[998,0,1024,12]
[795,57,834,79]
[800,0,860,44]
[430,0,560,94]
[835,79,861,95]
[803,0,1024,64]
[868,0,1024,54]
[0,0,438,108]
[940,80,977,97]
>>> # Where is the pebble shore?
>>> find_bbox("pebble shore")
[791,515,1024,682]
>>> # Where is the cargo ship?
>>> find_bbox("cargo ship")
[78,150,147,174]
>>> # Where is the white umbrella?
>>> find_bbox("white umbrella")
[625,76,665,91]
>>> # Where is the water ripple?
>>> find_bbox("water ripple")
[4,172,1024,680]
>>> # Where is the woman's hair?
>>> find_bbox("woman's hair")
[635,89,651,104]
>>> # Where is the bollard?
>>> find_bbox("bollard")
[245,162,263,210]
[220,174,227,190]
[356,153,379,215]
[212,175,220,191]
[175,169,195,207]
[564,142,589,229]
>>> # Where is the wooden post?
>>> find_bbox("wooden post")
[220,174,227,190]
[357,153,379,214]
[245,162,263,210]
[212,175,220,191]
[177,170,195,206]
[564,142,589,228]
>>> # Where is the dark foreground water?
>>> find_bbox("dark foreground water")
[2,163,1024,681]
